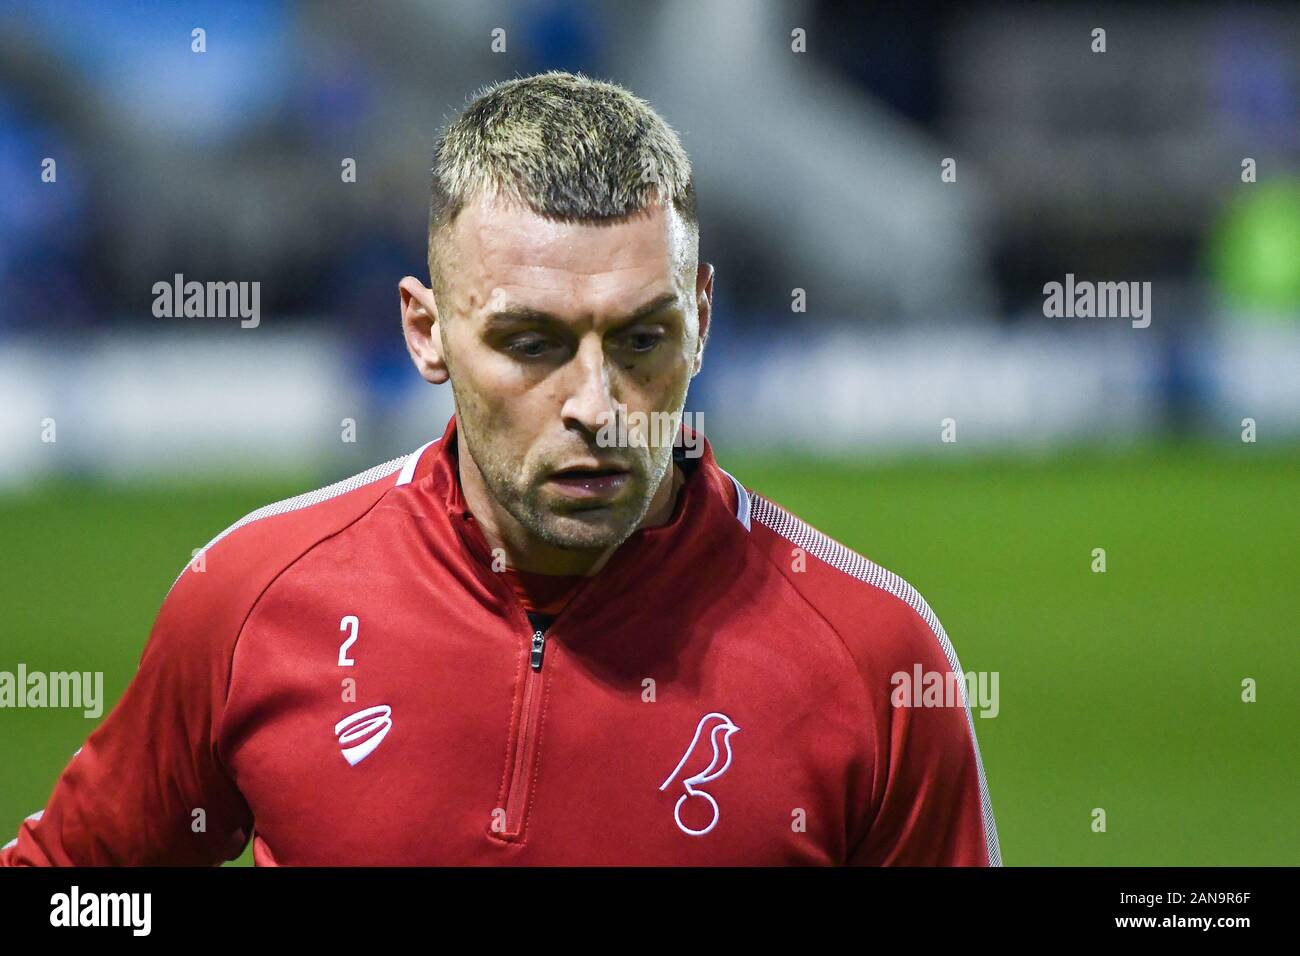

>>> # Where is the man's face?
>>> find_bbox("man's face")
[410,194,711,554]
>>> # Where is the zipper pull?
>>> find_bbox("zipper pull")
[529,629,546,671]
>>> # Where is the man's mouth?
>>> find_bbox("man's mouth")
[545,465,632,500]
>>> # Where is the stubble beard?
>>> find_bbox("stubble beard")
[493,445,671,553]
[459,412,675,554]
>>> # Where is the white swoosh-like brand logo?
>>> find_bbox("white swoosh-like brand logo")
[659,711,740,836]
[334,705,393,766]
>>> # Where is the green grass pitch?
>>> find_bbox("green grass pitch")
[2,443,1296,865]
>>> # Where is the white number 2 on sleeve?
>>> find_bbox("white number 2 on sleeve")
[338,615,359,666]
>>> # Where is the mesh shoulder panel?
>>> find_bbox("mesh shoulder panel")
[168,452,411,593]
[749,492,1002,867]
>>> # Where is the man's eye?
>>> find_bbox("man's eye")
[622,330,664,353]
[506,336,555,358]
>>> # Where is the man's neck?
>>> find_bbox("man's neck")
[457,440,684,577]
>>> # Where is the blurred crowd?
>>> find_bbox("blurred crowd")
[0,0,1297,471]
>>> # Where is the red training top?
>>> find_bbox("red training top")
[2,416,1000,866]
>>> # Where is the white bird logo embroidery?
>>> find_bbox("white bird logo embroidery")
[659,712,741,836]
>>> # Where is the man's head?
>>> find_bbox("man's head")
[400,71,713,563]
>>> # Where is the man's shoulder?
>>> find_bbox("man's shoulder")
[156,445,431,645]
[741,488,959,676]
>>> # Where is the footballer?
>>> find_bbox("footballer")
[2,72,999,866]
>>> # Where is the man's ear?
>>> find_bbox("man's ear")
[691,261,714,377]
[399,276,449,385]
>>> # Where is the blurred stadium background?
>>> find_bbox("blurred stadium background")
[1,0,1297,865]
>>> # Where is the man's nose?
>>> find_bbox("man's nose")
[559,338,618,436]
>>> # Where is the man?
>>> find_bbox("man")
[3,71,999,866]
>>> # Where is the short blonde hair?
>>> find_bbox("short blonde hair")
[428,71,697,296]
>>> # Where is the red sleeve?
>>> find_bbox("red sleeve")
[740,493,999,867]
[1,459,405,866]
[846,604,996,867]
[1,563,252,866]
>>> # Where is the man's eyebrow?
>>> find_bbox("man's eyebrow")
[484,292,680,327]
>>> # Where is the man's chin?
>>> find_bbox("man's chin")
[527,506,640,553]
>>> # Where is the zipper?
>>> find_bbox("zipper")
[498,625,548,840]
[491,561,606,842]
[483,467,681,843]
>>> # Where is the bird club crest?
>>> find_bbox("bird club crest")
[659,712,741,836]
